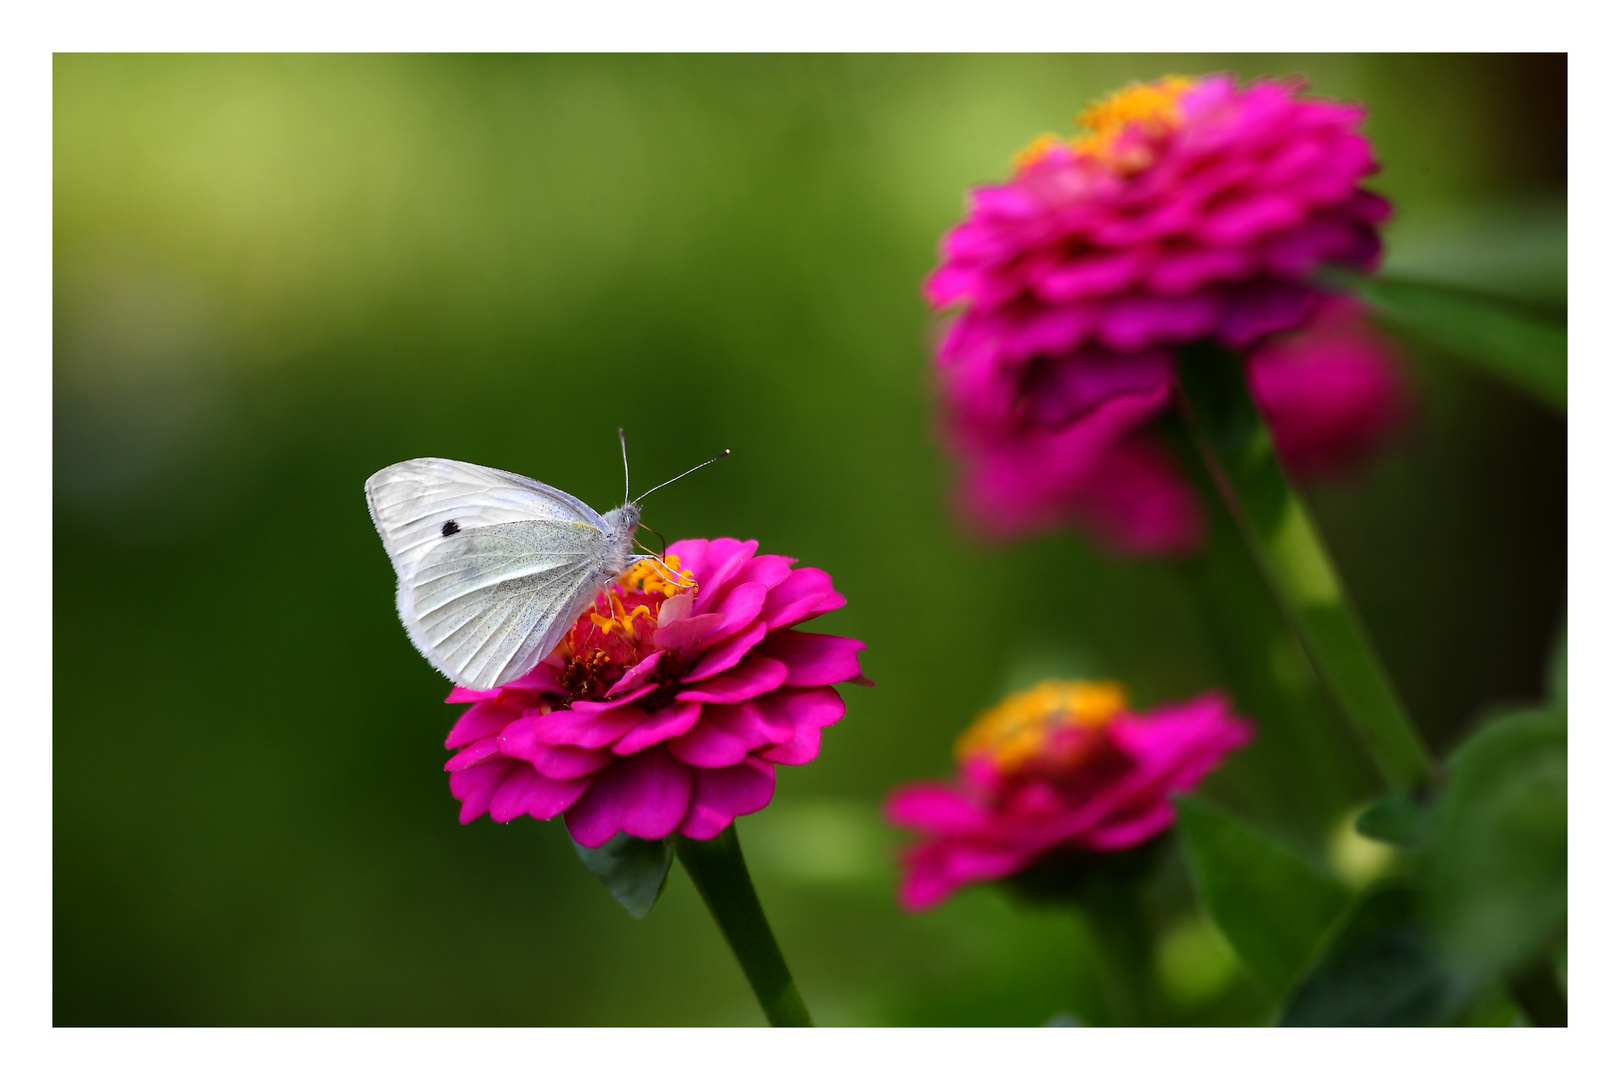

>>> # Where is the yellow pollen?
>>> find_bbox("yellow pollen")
[587,555,696,638]
[1013,76,1195,173]
[954,679,1128,771]
[621,555,696,598]
[589,591,654,637]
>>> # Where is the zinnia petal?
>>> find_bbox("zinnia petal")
[681,620,769,683]
[564,748,693,847]
[445,701,518,749]
[611,700,704,756]
[676,655,789,703]
[677,757,777,841]
[754,631,867,686]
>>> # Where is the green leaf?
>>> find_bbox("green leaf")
[1176,795,1352,1001]
[1354,794,1433,850]
[1426,707,1567,978]
[1280,886,1466,1026]
[572,832,674,918]
[1345,274,1566,412]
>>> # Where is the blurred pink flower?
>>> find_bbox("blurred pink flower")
[1248,298,1410,476]
[443,539,866,847]
[926,75,1403,553]
[885,680,1251,911]
[945,298,1409,552]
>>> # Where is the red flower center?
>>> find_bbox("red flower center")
[554,556,698,709]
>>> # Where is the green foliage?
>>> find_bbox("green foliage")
[1175,796,1352,1002]
[1354,794,1432,850]
[1284,706,1567,1025]
[1347,275,1567,412]
[1280,886,1463,1026]
[1426,707,1567,979]
[572,833,673,918]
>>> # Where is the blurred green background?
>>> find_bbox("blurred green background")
[54,54,1565,1025]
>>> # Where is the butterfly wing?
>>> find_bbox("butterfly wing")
[366,458,614,689]
[366,457,606,583]
[403,518,610,689]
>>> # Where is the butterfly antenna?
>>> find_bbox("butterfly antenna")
[618,428,630,506]
[635,448,731,504]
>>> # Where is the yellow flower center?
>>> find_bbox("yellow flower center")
[1014,76,1195,173]
[954,679,1128,772]
[622,555,695,598]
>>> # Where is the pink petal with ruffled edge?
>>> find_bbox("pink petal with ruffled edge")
[612,700,703,756]
[489,768,589,823]
[603,651,667,698]
[682,621,768,682]
[533,702,649,749]
[653,613,725,654]
[759,567,845,630]
[564,748,694,847]
[725,553,796,595]
[753,687,845,765]
[677,655,789,703]
[677,757,777,840]
[706,581,769,641]
[684,539,759,615]
[444,735,503,771]
[450,757,518,824]
[564,684,656,718]
[496,718,612,779]
[532,745,612,780]
[668,700,785,768]
[445,701,518,749]
[754,631,866,686]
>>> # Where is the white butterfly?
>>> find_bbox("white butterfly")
[365,438,726,690]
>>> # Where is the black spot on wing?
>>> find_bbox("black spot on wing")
[441,520,461,536]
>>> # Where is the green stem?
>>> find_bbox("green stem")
[1174,342,1434,793]
[673,825,813,1026]
[1076,875,1160,1026]
[1171,421,1371,838]
[1506,955,1567,1027]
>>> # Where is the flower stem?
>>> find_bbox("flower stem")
[1075,873,1161,1026]
[673,825,814,1026]
[1174,342,1434,793]
[1171,419,1372,836]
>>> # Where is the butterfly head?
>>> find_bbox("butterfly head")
[603,502,642,534]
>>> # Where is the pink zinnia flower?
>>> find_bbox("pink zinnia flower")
[926,75,1403,553]
[946,298,1408,552]
[443,539,866,847]
[885,680,1252,911]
